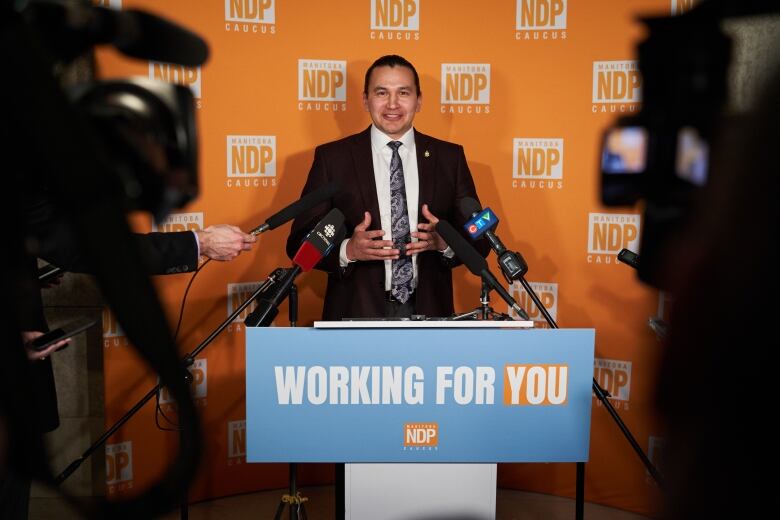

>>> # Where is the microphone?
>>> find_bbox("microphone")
[459,197,528,282]
[436,220,530,320]
[245,209,345,327]
[249,181,341,236]
[22,2,209,66]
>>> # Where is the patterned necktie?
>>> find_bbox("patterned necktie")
[388,141,413,304]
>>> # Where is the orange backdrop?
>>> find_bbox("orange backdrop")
[95,0,694,515]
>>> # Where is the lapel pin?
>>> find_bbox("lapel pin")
[424,150,430,158]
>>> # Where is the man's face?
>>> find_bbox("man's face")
[363,65,422,139]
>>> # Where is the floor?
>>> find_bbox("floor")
[30,486,653,519]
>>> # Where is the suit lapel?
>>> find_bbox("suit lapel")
[415,130,436,213]
[350,126,381,228]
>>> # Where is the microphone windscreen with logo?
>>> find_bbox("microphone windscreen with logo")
[293,208,345,271]
[458,197,482,219]
[436,220,488,276]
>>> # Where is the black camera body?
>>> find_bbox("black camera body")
[600,3,733,288]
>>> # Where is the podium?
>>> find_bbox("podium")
[246,324,594,520]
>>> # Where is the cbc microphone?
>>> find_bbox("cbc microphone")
[436,220,530,321]
[459,197,528,282]
[245,209,345,327]
[249,181,341,236]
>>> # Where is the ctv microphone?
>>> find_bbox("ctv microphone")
[249,181,341,236]
[245,209,345,327]
[436,220,530,320]
[460,197,528,282]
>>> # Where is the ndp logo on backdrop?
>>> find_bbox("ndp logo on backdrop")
[102,308,128,348]
[226,136,277,188]
[587,212,640,265]
[227,419,246,465]
[512,138,563,189]
[149,62,202,108]
[594,358,632,409]
[592,61,641,114]
[95,0,122,8]
[440,64,490,115]
[298,59,347,112]
[672,0,698,15]
[508,281,558,325]
[225,0,276,35]
[647,436,666,483]
[159,359,207,408]
[106,441,133,495]
[152,212,204,233]
[226,282,261,332]
[515,0,567,40]
[370,0,420,40]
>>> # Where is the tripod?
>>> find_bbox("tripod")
[55,267,294,518]
[491,248,663,520]
[249,284,310,520]
[449,280,513,321]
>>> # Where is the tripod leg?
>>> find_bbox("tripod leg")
[273,501,285,520]
[575,462,584,520]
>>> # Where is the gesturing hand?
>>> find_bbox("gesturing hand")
[345,212,399,261]
[407,204,448,255]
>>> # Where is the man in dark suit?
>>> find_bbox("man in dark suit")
[287,55,487,319]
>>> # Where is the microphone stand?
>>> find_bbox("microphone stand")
[494,250,663,520]
[54,268,288,516]
[243,280,309,520]
[449,280,513,321]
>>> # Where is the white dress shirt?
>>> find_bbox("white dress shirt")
[340,125,420,291]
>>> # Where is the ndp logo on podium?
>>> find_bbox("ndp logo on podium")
[225,0,276,35]
[370,0,420,40]
[512,138,563,190]
[298,59,347,112]
[149,62,202,107]
[404,422,438,449]
[587,212,640,265]
[106,441,133,494]
[226,135,277,188]
[592,61,641,113]
[515,0,567,40]
[152,212,204,233]
[441,64,490,114]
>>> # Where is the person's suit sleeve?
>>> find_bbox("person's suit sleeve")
[285,146,343,275]
[441,144,491,267]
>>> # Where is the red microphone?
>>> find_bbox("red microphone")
[293,208,345,271]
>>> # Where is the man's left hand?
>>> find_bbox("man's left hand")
[407,204,448,255]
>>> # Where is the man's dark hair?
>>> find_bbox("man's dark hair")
[363,54,421,96]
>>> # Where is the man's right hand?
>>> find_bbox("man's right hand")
[345,212,399,261]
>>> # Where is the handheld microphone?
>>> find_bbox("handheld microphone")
[249,181,341,236]
[436,220,530,320]
[245,209,345,327]
[459,197,528,282]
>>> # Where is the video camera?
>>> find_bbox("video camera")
[18,0,208,221]
[599,0,779,289]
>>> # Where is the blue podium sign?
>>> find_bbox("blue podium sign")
[246,327,594,463]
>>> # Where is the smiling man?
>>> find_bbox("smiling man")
[286,54,487,320]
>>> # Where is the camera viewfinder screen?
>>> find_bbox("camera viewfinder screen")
[675,127,708,187]
[601,127,647,174]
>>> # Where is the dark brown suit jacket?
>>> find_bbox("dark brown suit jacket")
[286,126,488,320]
